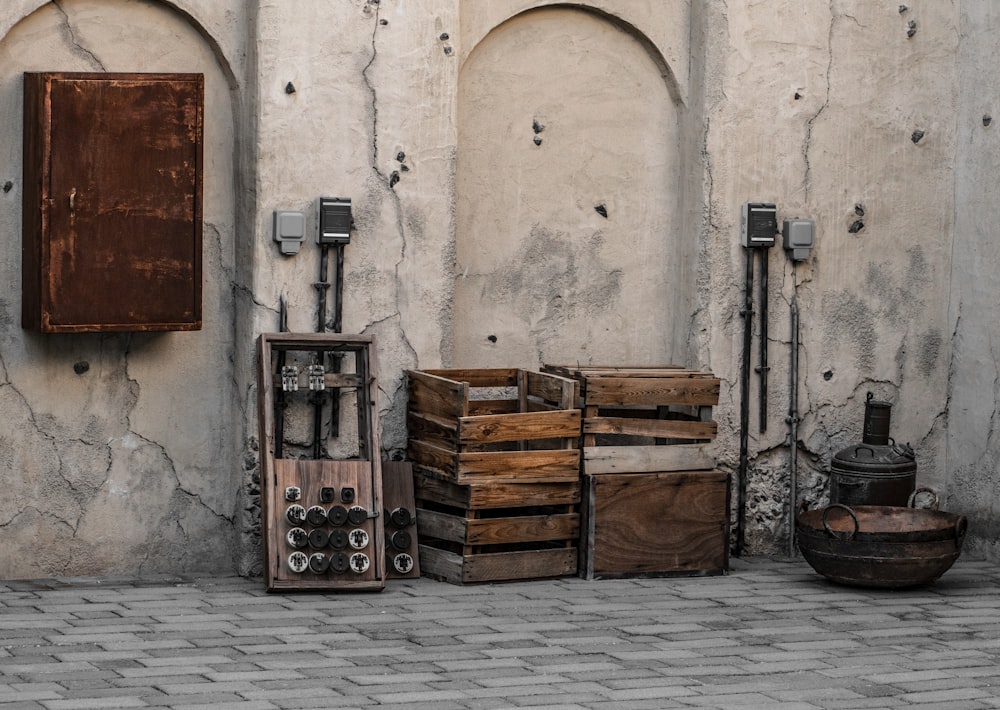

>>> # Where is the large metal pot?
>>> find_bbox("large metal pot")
[830,393,916,506]
[797,500,967,588]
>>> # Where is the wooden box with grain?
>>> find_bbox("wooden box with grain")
[406,369,581,484]
[413,471,580,584]
[406,368,582,583]
[541,366,720,476]
[581,470,731,579]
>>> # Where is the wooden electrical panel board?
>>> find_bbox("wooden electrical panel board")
[258,334,386,592]
[22,72,204,332]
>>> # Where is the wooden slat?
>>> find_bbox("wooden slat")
[417,508,579,545]
[584,377,720,406]
[526,370,578,408]
[413,473,580,509]
[583,443,715,474]
[458,410,581,445]
[407,370,469,419]
[583,416,716,440]
[455,448,581,482]
[420,368,519,388]
[419,545,577,584]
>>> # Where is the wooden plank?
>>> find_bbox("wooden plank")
[407,412,459,449]
[455,448,580,482]
[526,370,579,408]
[409,439,580,482]
[407,370,468,420]
[420,368,519,388]
[582,471,730,579]
[413,473,580,509]
[462,547,577,583]
[583,443,715,474]
[458,410,581,445]
[419,545,577,584]
[416,508,579,545]
[584,377,720,407]
[583,416,717,440]
[381,460,420,579]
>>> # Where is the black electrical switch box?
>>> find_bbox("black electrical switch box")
[740,202,777,248]
[318,197,352,244]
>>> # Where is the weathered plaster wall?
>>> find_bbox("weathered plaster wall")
[698,2,960,554]
[949,0,1000,560]
[0,0,246,578]
[0,0,995,579]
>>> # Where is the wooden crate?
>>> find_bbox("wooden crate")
[542,365,728,578]
[581,470,731,579]
[413,472,580,584]
[541,365,719,475]
[406,369,581,483]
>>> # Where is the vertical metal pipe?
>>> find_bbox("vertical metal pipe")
[313,245,330,459]
[757,249,769,432]
[275,294,288,459]
[787,287,799,557]
[737,248,754,557]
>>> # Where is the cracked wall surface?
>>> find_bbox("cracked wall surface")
[0,0,243,578]
[1,0,998,579]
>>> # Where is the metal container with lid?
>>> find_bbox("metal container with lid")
[829,393,916,506]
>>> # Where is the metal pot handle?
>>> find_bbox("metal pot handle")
[822,504,860,540]
[955,515,968,549]
[852,445,876,459]
[907,486,940,510]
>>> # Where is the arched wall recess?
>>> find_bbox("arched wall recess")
[453,5,686,368]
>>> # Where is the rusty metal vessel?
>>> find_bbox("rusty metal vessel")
[797,502,967,588]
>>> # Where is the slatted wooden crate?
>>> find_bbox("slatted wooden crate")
[406,369,581,483]
[542,365,728,579]
[413,473,580,584]
[541,365,719,476]
[406,368,582,583]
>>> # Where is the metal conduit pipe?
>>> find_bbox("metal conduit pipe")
[787,281,800,558]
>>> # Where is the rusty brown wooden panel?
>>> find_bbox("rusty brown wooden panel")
[584,377,720,407]
[24,72,203,332]
[526,370,579,409]
[461,547,577,583]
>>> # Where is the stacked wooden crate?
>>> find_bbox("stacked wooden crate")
[542,365,729,579]
[406,368,582,584]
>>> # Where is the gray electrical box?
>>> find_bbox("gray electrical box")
[740,202,777,248]
[273,210,306,255]
[318,197,352,244]
[782,218,815,261]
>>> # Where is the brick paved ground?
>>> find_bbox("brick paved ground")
[1,556,999,709]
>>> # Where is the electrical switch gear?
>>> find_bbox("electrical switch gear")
[327,505,349,526]
[285,504,307,526]
[308,528,330,549]
[392,553,414,575]
[320,487,336,503]
[284,486,301,502]
[288,551,309,574]
[350,552,371,573]
[308,553,330,574]
[318,197,352,245]
[286,527,308,549]
[389,507,412,527]
[330,551,350,574]
[390,530,412,550]
[348,528,370,550]
[306,505,328,526]
[740,202,778,248]
[329,528,349,549]
[347,506,367,525]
